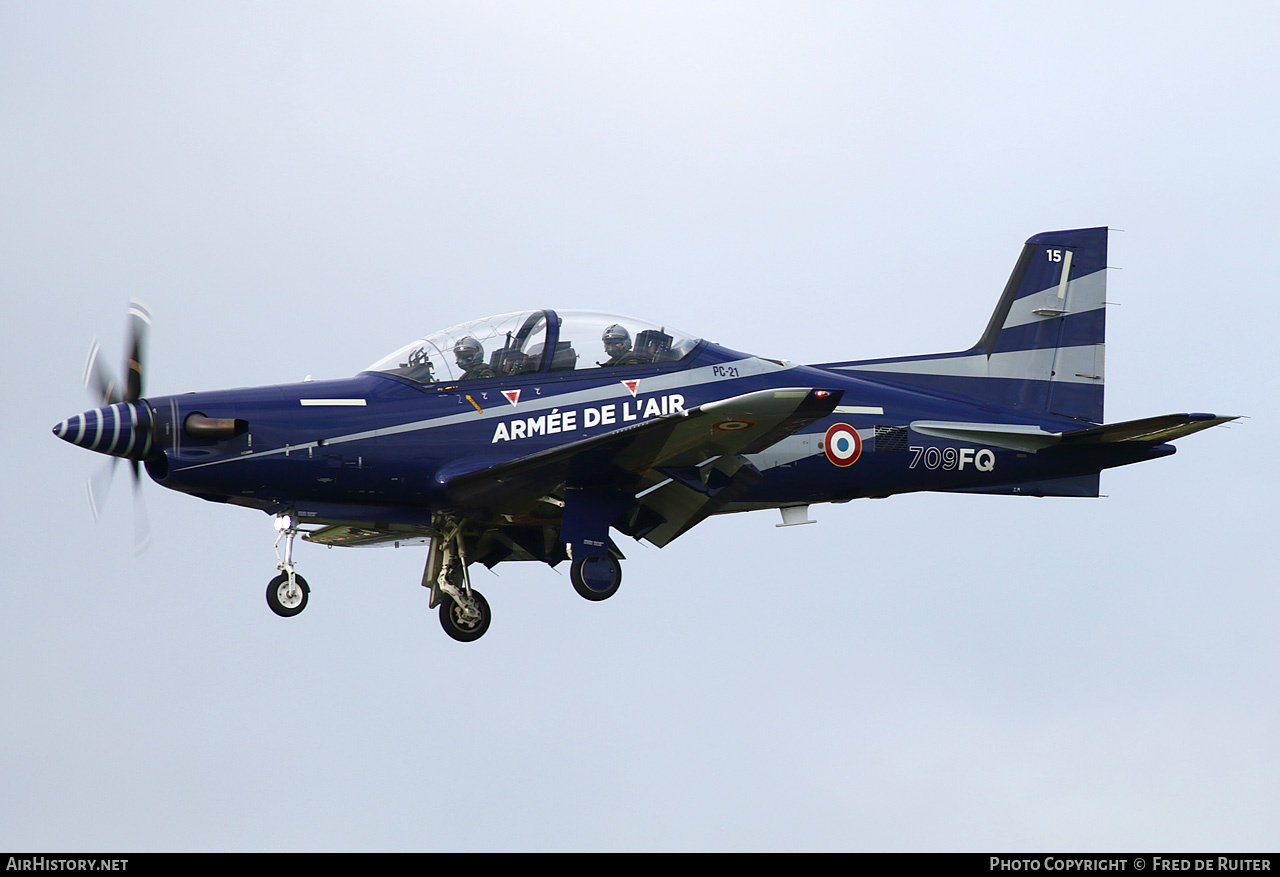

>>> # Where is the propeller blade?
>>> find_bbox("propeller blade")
[132,463,151,556]
[124,299,151,403]
[83,338,120,405]
[87,456,120,522]
[77,301,156,553]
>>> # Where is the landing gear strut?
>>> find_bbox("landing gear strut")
[267,514,309,617]
[560,488,627,602]
[426,518,491,642]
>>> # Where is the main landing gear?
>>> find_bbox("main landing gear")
[438,588,490,642]
[570,554,622,601]
[267,515,309,618]
[259,512,624,640]
[560,488,627,602]
[425,519,492,642]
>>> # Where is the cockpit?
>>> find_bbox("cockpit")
[368,310,702,385]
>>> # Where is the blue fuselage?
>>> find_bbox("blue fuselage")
[136,339,1169,527]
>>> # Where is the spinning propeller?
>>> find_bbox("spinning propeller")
[54,300,155,553]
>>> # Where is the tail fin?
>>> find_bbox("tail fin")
[823,227,1109,423]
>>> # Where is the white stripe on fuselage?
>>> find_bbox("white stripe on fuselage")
[836,344,1104,384]
[176,356,794,471]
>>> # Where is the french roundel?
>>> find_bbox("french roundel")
[823,423,862,467]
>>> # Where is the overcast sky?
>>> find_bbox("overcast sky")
[2,1,1276,852]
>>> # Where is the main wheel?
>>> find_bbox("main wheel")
[266,572,310,617]
[570,555,622,601]
[439,589,491,642]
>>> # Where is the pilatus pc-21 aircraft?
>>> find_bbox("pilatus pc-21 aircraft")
[54,227,1233,641]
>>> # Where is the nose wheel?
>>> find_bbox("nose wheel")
[266,572,310,617]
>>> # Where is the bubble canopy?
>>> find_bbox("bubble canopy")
[367,310,701,385]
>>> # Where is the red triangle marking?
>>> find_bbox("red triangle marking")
[622,380,640,397]
[502,390,521,406]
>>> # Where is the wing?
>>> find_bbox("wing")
[445,387,842,546]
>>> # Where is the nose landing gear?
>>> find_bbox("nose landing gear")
[267,514,309,617]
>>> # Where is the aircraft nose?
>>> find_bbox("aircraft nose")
[52,402,154,460]
[53,414,81,442]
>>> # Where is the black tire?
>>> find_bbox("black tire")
[266,572,309,617]
[439,589,491,642]
[570,555,622,601]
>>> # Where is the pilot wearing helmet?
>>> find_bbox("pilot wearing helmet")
[455,336,496,380]
[601,324,645,367]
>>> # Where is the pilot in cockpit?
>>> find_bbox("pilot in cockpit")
[601,324,644,367]
[455,336,497,380]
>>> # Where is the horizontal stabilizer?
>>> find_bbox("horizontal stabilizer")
[1059,413,1237,445]
[911,413,1236,453]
